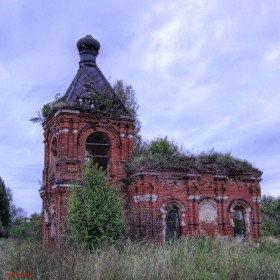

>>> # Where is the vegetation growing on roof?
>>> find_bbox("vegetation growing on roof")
[29,93,67,124]
[126,136,256,174]
[30,80,139,125]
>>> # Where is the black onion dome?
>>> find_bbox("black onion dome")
[77,35,100,53]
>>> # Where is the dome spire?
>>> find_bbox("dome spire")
[77,35,100,65]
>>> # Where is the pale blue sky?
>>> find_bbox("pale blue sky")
[0,0,280,214]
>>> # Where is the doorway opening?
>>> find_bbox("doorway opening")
[233,206,246,237]
[165,205,180,242]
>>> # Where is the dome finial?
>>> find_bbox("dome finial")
[77,35,100,53]
[77,35,100,65]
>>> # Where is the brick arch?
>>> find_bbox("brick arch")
[160,199,186,243]
[160,199,186,214]
[77,124,121,147]
[45,126,57,143]
[200,197,218,206]
[228,199,252,213]
[228,199,253,237]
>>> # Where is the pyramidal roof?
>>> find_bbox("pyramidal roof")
[61,35,130,116]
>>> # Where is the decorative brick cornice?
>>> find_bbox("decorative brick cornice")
[54,109,80,116]
[215,195,228,201]
[251,196,262,203]
[243,176,261,182]
[187,195,200,200]
[183,173,201,179]
[134,194,157,203]
[51,183,77,189]
[213,174,228,180]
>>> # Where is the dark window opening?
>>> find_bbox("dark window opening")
[85,132,110,172]
[51,138,58,156]
[165,205,180,242]
[233,206,246,237]
[50,138,58,177]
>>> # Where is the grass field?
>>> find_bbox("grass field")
[1,236,280,280]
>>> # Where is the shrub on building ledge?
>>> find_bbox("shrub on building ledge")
[126,137,256,175]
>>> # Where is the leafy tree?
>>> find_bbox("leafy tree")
[0,177,10,237]
[66,163,125,249]
[2,186,42,240]
[113,80,139,117]
[261,195,280,236]
[112,80,141,147]
[9,212,42,240]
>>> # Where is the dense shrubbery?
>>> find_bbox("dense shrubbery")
[126,136,255,174]
[261,195,280,236]
[9,213,42,241]
[1,237,280,280]
[65,163,125,249]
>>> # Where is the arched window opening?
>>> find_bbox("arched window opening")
[85,132,110,171]
[50,216,56,238]
[51,138,58,156]
[165,205,180,242]
[233,206,246,237]
[50,138,58,177]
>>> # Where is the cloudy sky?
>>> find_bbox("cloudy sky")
[0,0,280,215]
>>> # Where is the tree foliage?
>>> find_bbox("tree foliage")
[9,212,42,240]
[112,80,138,118]
[149,136,180,157]
[112,80,141,144]
[1,185,42,240]
[0,177,10,238]
[261,195,280,236]
[66,163,125,249]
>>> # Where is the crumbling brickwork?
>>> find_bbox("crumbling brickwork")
[41,109,134,245]
[126,170,261,243]
[40,35,262,246]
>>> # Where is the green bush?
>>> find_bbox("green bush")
[9,213,42,241]
[41,103,53,118]
[261,195,280,236]
[66,163,125,249]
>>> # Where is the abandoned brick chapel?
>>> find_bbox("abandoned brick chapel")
[40,35,262,245]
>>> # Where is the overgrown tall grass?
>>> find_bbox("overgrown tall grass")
[1,237,280,280]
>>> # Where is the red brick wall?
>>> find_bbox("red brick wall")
[41,108,262,245]
[41,109,134,245]
[126,170,262,242]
